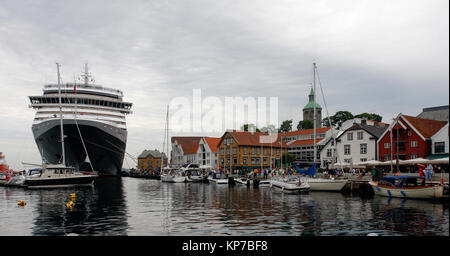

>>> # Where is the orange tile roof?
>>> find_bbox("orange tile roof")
[171,137,202,154]
[224,131,288,147]
[286,138,324,147]
[203,137,221,152]
[280,127,330,136]
[402,115,447,139]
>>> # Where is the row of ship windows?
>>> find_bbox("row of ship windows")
[30,97,132,110]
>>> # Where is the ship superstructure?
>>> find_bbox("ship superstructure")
[28,64,132,176]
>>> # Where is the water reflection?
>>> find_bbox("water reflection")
[372,197,446,236]
[0,177,448,236]
[31,177,128,235]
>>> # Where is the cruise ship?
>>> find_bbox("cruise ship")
[28,64,132,176]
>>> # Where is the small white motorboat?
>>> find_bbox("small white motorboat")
[258,179,271,187]
[235,177,251,185]
[271,176,310,193]
[183,164,207,182]
[302,177,348,192]
[207,172,228,184]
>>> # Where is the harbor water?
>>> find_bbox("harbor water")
[0,177,448,236]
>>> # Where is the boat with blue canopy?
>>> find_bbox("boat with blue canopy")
[369,175,444,199]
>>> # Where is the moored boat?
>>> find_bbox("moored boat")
[207,172,228,184]
[271,176,310,193]
[369,175,444,199]
[24,164,96,188]
[161,168,186,183]
[303,177,348,191]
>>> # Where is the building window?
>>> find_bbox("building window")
[347,132,353,141]
[407,130,412,136]
[251,158,255,164]
[360,143,367,154]
[384,143,390,149]
[357,132,364,140]
[344,158,352,163]
[263,148,267,155]
[233,147,237,154]
[435,142,445,154]
[243,158,247,164]
[384,154,391,161]
[410,154,418,159]
[263,158,267,164]
[221,148,224,155]
[411,141,418,148]
[221,158,224,165]
[360,158,367,162]
[256,148,260,155]
[251,147,255,155]
[226,147,230,154]
[244,147,247,154]
[344,145,351,155]
[256,158,260,164]
[233,158,237,164]
[326,149,332,157]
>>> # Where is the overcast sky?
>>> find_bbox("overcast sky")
[0,0,448,170]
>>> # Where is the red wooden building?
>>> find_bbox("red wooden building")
[377,114,447,163]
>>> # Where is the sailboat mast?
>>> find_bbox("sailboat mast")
[161,105,168,171]
[56,63,66,165]
[166,104,169,168]
[313,62,317,166]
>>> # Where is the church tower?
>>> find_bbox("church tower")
[302,87,322,128]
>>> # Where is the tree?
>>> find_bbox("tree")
[331,111,354,127]
[282,152,296,165]
[260,124,277,133]
[355,113,383,122]
[297,120,314,130]
[241,123,260,132]
[322,117,332,127]
[279,120,293,132]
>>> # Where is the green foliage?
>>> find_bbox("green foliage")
[282,152,296,164]
[354,113,383,122]
[241,123,260,132]
[297,120,314,130]
[279,120,293,132]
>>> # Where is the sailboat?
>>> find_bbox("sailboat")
[24,63,97,188]
[297,63,347,192]
[160,105,186,183]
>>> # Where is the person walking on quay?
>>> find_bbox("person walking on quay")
[426,164,433,181]
[371,168,377,181]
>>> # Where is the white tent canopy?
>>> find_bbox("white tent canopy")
[353,160,383,166]
[400,158,430,165]
[428,157,449,164]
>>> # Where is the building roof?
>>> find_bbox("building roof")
[280,127,331,137]
[402,115,447,139]
[171,136,202,154]
[222,131,288,147]
[346,122,388,138]
[417,105,449,122]
[303,88,322,110]
[202,137,221,152]
[286,138,324,147]
[138,149,167,159]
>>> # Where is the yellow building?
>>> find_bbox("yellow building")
[137,149,168,171]
[217,130,288,172]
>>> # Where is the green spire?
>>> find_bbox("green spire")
[303,87,322,110]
